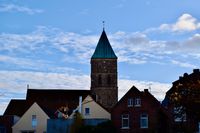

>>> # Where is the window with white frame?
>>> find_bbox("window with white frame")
[127,98,133,107]
[85,108,90,115]
[121,114,129,129]
[135,98,141,107]
[140,113,148,128]
[31,115,37,128]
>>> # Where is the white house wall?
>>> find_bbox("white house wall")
[12,102,49,133]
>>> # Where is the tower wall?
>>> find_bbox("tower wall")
[91,58,118,110]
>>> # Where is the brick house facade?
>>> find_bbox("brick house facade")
[112,86,171,133]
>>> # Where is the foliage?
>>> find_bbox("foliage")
[169,80,200,132]
[94,120,117,133]
[79,125,95,133]
[78,120,117,133]
[169,82,200,120]
[69,111,116,133]
[70,112,84,133]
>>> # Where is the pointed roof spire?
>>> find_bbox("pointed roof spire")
[91,30,117,59]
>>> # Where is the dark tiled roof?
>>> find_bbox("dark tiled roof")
[26,89,90,101]
[3,100,30,117]
[91,30,117,59]
[26,89,90,118]
[112,85,161,111]
[4,89,91,118]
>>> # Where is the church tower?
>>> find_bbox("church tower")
[91,29,118,110]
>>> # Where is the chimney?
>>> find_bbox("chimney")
[78,96,82,113]
[193,69,199,73]
[144,89,148,93]
[95,94,98,102]
[183,73,188,77]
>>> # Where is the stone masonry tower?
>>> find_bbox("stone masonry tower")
[91,29,118,110]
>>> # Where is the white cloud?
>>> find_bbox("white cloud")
[0,55,42,68]
[171,60,197,68]
[159,14,200,32]
[0,26,200,68]
[0,4,43,14]
[0,71,90,92]
[119,79,171,101]
[111,32,200,67]
[0,31,47,53]
[0,102,9,115]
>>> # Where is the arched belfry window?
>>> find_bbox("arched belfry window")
[98,75,102,86]
[107,75,111,86]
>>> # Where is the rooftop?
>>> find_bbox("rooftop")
[91,30,117,59]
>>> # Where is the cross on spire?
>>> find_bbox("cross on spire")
[102,21,105,30]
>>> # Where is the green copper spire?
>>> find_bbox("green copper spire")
[91,30,117,59]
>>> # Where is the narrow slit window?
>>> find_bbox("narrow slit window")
[98,75,102,86]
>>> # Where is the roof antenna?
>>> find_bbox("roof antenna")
[27,84,29,89]
[148,83,152,93]
[102,21,105,31]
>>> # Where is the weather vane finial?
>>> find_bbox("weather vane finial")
[102,21,105,30]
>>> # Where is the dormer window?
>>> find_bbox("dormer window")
[127,98,133,107]
[135,98,141,107]
[85,108,90,115]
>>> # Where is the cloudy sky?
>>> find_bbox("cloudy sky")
[0,0,200,114]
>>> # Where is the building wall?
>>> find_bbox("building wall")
[0,115,19,133]
[12,102,49,133]
[69,95,111,120]
[91,58,118,110]
[112,88,170,133]
[81,95,111,119]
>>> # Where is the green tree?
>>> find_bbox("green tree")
[94,120,116,133]
[70,112,84,133]
[169,81,200,132]
[77,120,117,133]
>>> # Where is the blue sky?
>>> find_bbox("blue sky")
[0,0,200,114]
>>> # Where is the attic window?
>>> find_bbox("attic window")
[128,98,133,107]
[31,115,37,128]
[85,108,90,115]
[135,98,141,107]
